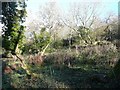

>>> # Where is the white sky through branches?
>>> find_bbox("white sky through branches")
[0,0,119,33]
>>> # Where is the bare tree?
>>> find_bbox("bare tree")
[25,2,63,45]
[38,2,66,50]
[60,2,102,45]
[38,2,61,37]
[62,2,101,31]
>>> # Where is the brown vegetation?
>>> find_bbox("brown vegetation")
[4,66,13,74]
[29,53,46,65]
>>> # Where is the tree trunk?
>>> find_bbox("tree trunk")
[13,30,22,55]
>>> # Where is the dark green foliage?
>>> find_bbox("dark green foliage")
[62,37,76,48]
[114,59,120,78]
[52,39,63,49]
[22,41,37,54]
[103,24,118,41]
[75,26,91,44]
[22,28,51,54]
[33,28,51,51]
[2,1,27,54]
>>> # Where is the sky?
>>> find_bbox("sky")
[26,0,119,14]
[24,0,119,38]
[25,0,119,24]
[0,0,120,32]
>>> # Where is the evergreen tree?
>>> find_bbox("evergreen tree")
[2,1,27,54]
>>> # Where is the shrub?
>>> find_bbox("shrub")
[44,50,77,67]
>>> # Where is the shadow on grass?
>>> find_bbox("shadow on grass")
[1,58,49,88]
[30,64,112,88]
[2,58,119,88]
[2,60,15,89]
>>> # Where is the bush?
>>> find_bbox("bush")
[74,43,119,68]
[44,50,77,67]
[44,42,118,69]
[51,40,63,49]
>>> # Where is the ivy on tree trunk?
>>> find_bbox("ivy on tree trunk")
[2,1,27,54]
